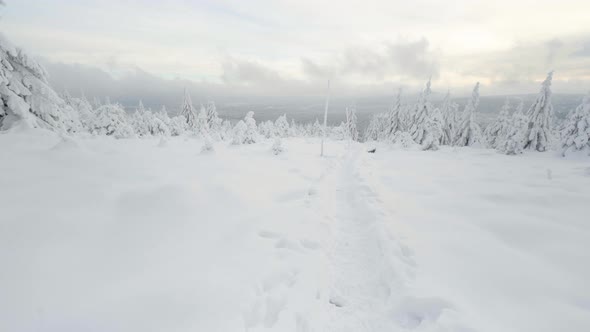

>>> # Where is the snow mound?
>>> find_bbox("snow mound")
[51,136,81,151]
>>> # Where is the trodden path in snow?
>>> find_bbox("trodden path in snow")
[310,144,455,331]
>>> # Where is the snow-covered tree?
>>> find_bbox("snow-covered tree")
[312,118,323,137]
[243,111,259,144]
[524,71,554,152]
[231,120,247,145]
[131,100,150,136]
[440,91,455,145]
[220,119,233,141]
[364,113,388,141]
[344,106,359,141]
[387,88,403,138]
[144,110,170,136]
[169,116,187,136]
[409,79,434,144]
[180,89,197,131]
[155,105,172,127]
[0,34,81,132]
[89,103,135,138]
[454,82,483,147]
[497,101,528,155]
[205,101,221,132]
[67,94,94,129]
[195,105,209,137]
[422,107,444,150]
[560,92,590,156]
[484,98,512,149]
[274,114,290,138]
[258,120,275,139]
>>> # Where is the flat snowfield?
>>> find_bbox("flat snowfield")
[1,129,589,332]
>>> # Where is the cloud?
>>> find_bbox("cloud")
[302,38,439,82]
[571,40,590,57]
[221,58,283,85]
[545,38,564,65]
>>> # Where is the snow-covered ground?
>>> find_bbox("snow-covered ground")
[1,129,589,332]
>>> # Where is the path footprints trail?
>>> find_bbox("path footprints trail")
[246,144,460,331]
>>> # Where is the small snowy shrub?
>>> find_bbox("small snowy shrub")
[89,104,135,138]
[271,137,283,155]
[201,135,214,154]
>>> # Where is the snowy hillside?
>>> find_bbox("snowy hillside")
[1,130,589,332]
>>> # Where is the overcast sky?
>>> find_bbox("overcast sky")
[1,0,589,101]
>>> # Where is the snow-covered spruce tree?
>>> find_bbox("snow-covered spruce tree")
[131,100,150,137]
[243,111,259,144]
[497,101,528,155]
[89,103,135,138]
[274,114,290,138]
[364,114,380,141]
[169,116,187,136]
[386,88,403,138]
[65,93,94,129]
[0,34,81,132]
[195,105,209,137]
[484,98,512,149]
[205,101,221,132]
[524,71,554,152]
[440,91,455,145]
[422,107,444,150]
[345,106,359,141]
[364,112,389,142]
[409,79,434,144]
[155,105,172,127]
[144,109,170,136]
[180,89,197,131]
[231,120,247,145]
[312,118,323,137]
[454,82,483,147]
[560,92,590,156]
[220,119,233,141]
[258,120,275,139]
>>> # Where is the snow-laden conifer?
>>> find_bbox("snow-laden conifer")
[274,114,290,138]
[89,104,135,138]
[243,111,258,144]
[0,34,81,132]
[387,88,403,138]
[484,98,512,149]
[440,91,455,145]
[409,79,434,144]
[422,107,444,150]
[180,89,197,131]
[560,92,590,156]
[497,101,528,155]
[345,106,359,141]
[454,82,483,147]
[231,120,247,145]
[524,71,554,152]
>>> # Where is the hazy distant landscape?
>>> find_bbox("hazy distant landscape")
[112,93,585,129]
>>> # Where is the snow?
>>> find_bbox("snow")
[1,130,589,332]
